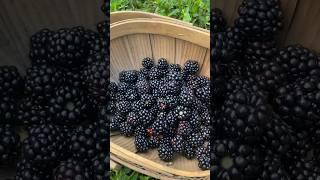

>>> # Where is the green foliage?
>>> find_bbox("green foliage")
[110,167,157,180]
[110,0,210,29]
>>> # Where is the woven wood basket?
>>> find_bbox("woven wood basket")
[110,13,210,179]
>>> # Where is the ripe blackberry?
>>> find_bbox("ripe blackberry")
[149,66,163,80]
[0,96,16,124]
[70,125,100,164]
[158,139,174,162]
[183,60,199,75]
[119,122,134,136]
[110,113,124,131]
[135,135,149,152]
[136,80,150,95]
[142,57,154,69]
[0,65,23,97]
[17,98,51,125]
[177,121,192,136]
[29,29,53,65]
[126,111,140,127]
[165,80,182,95]
[84,53,109,107]
[221,90,270,143]
[211,139,263,179]
[179,87,195,106]
[48,86,88,125]
[158,58,168,70]
[151,112,167,135]
[116,101,131,114]
[61,69,84,88]
[212,8,227,33]
[95,106,109,152]
[97,21,109,49]
[201,127,210,141]
[167,71,183,81]
[235,0,283,38]
[174,106,191,120]
[212,32,233,63]
[186,132,204,148]
[24,65,63,103]
[23,124,67,168]
[140,94,155,108]
[171,135,185,153]
[274,76,320,130]
[148,136,161,148]
[168,64,182,72]
[125,88,139,101]
[15,159,51,180]
[275,45,320,82]
[84,29,106,56]
[245,39,277,62]
[195,84,210,103]
[0,124,20,163]
[198,153,211,170]
[184,143,196,159]
[91,152,109,180]
[47,27,90,67]
[157,95,179,111]
[226,27,246,55]
[259,153,290,180]
[187,75,209,90]
[53,159,90,180]
[131,100,144,112]
[138,109,153,126]
[119,70,139,84]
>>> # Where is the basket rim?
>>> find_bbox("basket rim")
[110,18,209,48]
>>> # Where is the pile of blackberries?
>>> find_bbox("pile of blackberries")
[0,1,110,179]
[213,0,320,179]
[109,58,211,170]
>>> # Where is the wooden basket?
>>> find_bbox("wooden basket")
[110,17,210,179]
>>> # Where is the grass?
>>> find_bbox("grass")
[110,167,157,180]
[110,0,210,29]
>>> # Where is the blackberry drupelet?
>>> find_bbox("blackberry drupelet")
[211,139,263,179]
[0,124,20,163]
[23,124,67,168]
[259,153,290,180]
[212,8,227,33]
[0,65,23,97]
[183,60,199,75]
[174,106,191,120]
[288,160,320,179]
[48,86,88,125]
[53,159,90,180]
[245,39,277,63]
[235,0,283,38]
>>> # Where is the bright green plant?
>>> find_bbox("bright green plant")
[110,167,157,180]
[110,0,210,29]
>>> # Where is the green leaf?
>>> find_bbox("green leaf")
[182,7,191,22]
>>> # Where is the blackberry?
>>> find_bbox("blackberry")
[200,126,210,141]
[174,106,191,120]
[274,76,320,130]
[138,109,153,126]
[126,111,140,127]
[0,65,23,97]
[24,65,63,103]
[151,112,167,135]
[135,135,149,152]
[15,159,51,180]
[84,53,109,107]
[61,69,84,88]
[235,0,283,39]
[259,153,290,180]
[0,96,16,124]
[116,101,131,114]
[91,152,109,180]
[0,124,20,163]
[131,100,144,112]
[158,58,168,70]
[136,80,150,95]
[149,66,163,80]
[48,86,88,125]
[245,39,277,62]
[275,45,319,82]
[221,90,270,143]
[168,64,182,72]
[167,71,183,81]
[17,98,51,125]
[158,139,174,162]
[211,139,263,179]
[165,80,182,95]
[97,21,109,48]
[110,113,124,131]
[179,87,195,106]
[198,153,211,170]
[125,88,139,101]
[183,60,199,75]
[171,135,185,153]
[47,27,90,68]
[184,143,196,159]
[211,8,227,33]
[187,75,210,90]
[53,159,90,180]
[84,29,106,56]
[95,106,109,152]
[148,136,161,148]
[195,84,210,103]
[23,124,67,168]
[176,121,192,136]
[186,132,204,148]
[69,125,100,164]
[119,70,138,84]
[212,32,233,63]
[142,57,154,69]
[29,29,53,65]
[157,95,179,111]
[119,122,134,136]
[226,27,246,55]
[140,94,155,108]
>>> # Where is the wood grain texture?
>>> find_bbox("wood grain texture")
[150,35,176,64]
[0,0,105,74]
[175,39,207,66]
